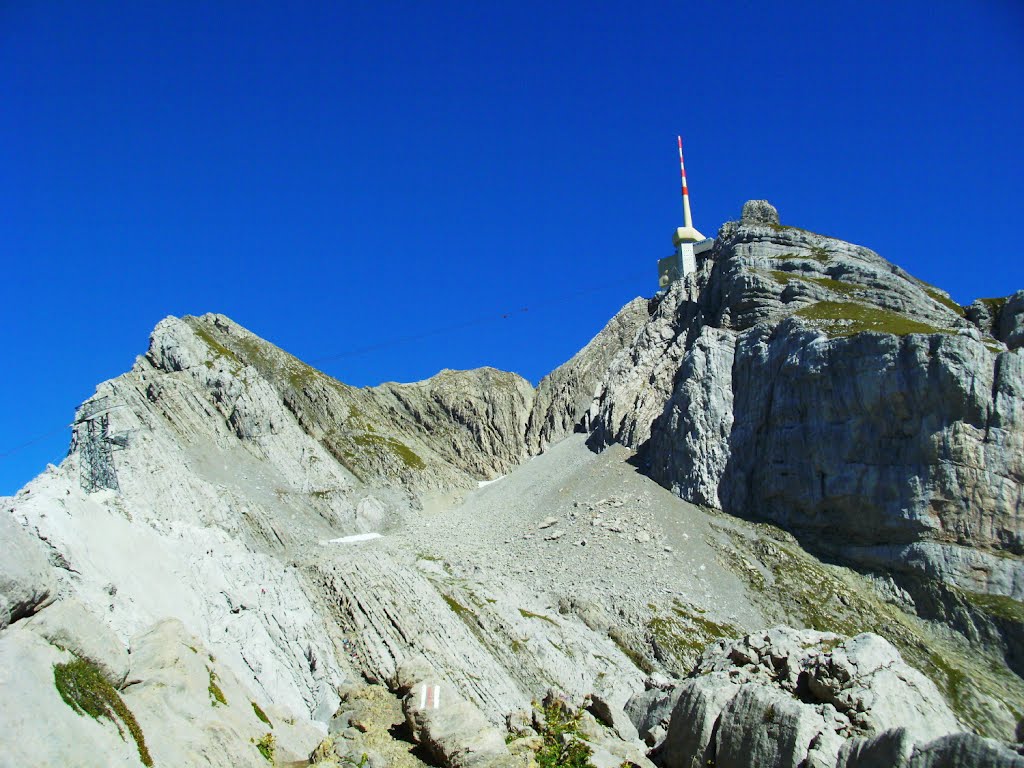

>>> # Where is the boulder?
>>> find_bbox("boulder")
[907,732,1024,767]
[404,679,517,768]
[740,199,780,224]
[25,598,130,685]
[660,628,968,768]
[0,511,56,629]
[0,625,145,767]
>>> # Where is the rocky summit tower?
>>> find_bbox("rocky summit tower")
[658,136,714,290]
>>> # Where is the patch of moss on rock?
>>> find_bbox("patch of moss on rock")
[208,667,227,706]
[962,591,1024,624]
[608,629,654,675]
[922,286,965,316]
[189,323,240,364]
[353,433,425,470]
[54,656,153,766]
[442,593,474,619]
[980,297,1009,312]
[519,608,559,626]
[252,700,272,727]
[770,271,861,296]
[795,300,952,337]
[647,601,740,674]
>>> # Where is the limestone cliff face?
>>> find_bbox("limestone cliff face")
[590,203,1024,598]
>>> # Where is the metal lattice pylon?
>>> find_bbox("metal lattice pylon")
[73,398,127,493]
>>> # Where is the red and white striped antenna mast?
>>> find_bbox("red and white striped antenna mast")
[659,134,707,288]
[678,135,693,229]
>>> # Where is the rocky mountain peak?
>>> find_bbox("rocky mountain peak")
[3,205,1024,767]
[739,198,779,224]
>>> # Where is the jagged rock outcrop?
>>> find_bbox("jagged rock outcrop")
[967,290,1024,351]
[0,302,654,767]
[741,199,780,224]
[526,298,650,452]
[589,203,1024,599]
[657,627,1022,768]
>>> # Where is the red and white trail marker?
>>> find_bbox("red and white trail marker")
[420,684,441,710]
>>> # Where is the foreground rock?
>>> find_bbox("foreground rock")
[0,605,321,768]
[653,627,1023,768]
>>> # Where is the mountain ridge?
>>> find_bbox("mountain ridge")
[3,200,1024,767]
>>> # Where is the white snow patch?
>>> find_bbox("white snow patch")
[477,476,506,488]
[327,532,383,544]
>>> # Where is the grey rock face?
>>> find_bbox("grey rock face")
[625,684,683,747]
[588,216,1024,595]
[907,732,1024,767]
[741,199,780,224]
[1001,291,1024,351]
[967,291,1024,351]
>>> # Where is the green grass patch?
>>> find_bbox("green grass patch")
[647,601,740,673]
[608,630,654,674]
[208,667,227,706]
[795,301,951,337]
[519,608,559,626]
[962,591,1024,623]
[928,651,968,714]
[766,222,823,237]
[442,593,474,618]
[353,433,425,470]
[189,323,240,364]
[54,657,153,766]
[980,297,1009,312]
[770,271,861,296]
[922,286,965,316]
[252,700,272,727]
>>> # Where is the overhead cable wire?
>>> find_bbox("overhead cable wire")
[0,275,649,462]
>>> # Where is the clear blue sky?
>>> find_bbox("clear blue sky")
[2,1,1022,493]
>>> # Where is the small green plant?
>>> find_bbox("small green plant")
[252,700,272,727]
[534,699,594,768]
[519,608,558,626]
[53,657,153,766]
[208,667,227,706]
[340,754,370,768]
[255,732,275,762]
